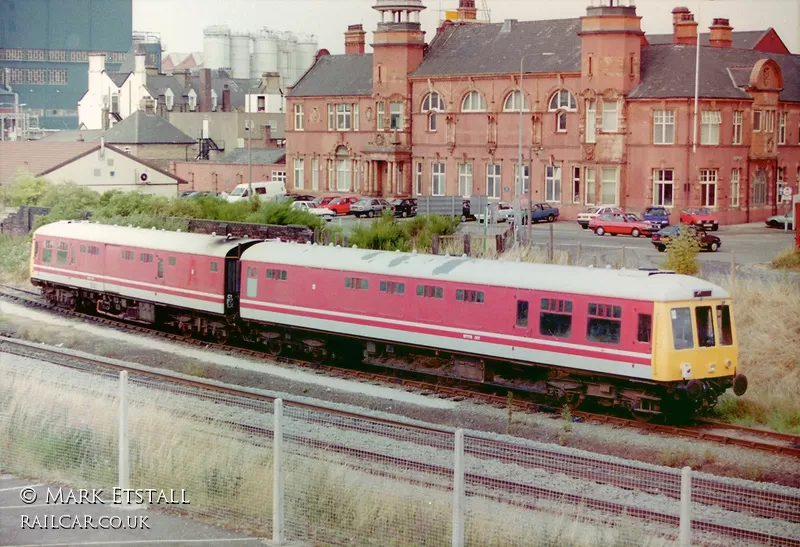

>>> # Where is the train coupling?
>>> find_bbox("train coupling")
[732,374,748,397]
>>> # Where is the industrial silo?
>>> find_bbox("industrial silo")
[251,28,279,79]
[294,33,318,84]
[278,32,298,89]
[203,25,231,70]
[230,32,252,79]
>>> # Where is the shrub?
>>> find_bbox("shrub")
[0,171,53,207]
[663,226,701,275]
[770,248,800,270]
[347,214,460,252]
[0,235,31,283]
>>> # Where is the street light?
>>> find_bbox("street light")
[245,119,253,197]
[515,54,533,247]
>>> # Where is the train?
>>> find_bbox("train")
[29,220,748,421]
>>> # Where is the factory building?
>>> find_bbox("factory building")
[0,0,133,132]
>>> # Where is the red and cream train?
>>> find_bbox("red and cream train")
[30,221,748,419]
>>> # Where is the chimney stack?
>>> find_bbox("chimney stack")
[345,24,366,55]
[88,53,106,92]
[672,7,698,45]
[709,18,733,48]
[199,68,212,112]
[222,84,231,112]
[457,0,478,21]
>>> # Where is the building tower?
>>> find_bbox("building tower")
[371,0,426,101]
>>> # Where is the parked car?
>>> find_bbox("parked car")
[226,181,286,203]
[477,201,515,224]
[188,191,222,198]
[680,207,719,231]
[291,200,336,222]
[179,190,196,198]
[651,225,721,252]
[524,202,560,224]
[590,213,658,237]
[350,198,391,218]
[576,205,624,229]
[327,196,360,215]
[765,210,794,229]
[314,195,340,208]
[285,193,317,203]
[390,198,418,218]
[642,206,671,229]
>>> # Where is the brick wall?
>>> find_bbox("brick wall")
[0,206,51,236]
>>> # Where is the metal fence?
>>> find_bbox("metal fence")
[416,196,491,218]
[2,353,799,546]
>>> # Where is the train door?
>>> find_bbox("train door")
[224,257,241,315]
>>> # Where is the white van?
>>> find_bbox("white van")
[225,181,286,203]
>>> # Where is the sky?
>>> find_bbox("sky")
[132,0,800,57]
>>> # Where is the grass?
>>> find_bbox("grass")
[771,248,800,270]
[0,235,31,284]
[0,362,673,545]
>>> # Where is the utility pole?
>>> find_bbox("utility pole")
[516,55,531,247]
[246,119,253,196]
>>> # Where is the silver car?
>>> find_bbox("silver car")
[350,198,391,218]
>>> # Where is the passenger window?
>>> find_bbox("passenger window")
[210,262,219,273]
[637,314,652,343]
[56,242,68,265]
[716,305,733,346]
[540,298,572,338]
[671,307,694,349]
[516,300,529,327]
[246,266,258,297]
[695,306,715,347]
[587,303,621,344]
[169,256,176,266]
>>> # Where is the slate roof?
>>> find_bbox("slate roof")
[188,74,254,106]
[631,44,800,101]
[287,54,374,97]
[39,129,106,142]
[219,148,286,165]
[0,142,97,186]
[645,30,770,49]
[145,74,190,105]
[107,72,129,87]
[412,19,582,77]
[102,111,197,144]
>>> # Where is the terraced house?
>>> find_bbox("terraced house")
[285,0,799,224]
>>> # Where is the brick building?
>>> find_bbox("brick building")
[285,0,799,224]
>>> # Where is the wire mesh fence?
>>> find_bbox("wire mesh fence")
[2,353,799,546]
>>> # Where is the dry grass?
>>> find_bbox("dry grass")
[771,248,800,270]
[710,278,800,432]
[0,362,673,545]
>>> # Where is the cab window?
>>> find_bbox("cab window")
[716,305,733,346]
[671,307,693,349]
[695,306,715,347]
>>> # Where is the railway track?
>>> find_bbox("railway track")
[1,282,798,460]
[2,335,799,547]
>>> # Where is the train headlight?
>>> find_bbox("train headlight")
[680,363,692,379]
[725,359,732,369]
[709,364,716,373]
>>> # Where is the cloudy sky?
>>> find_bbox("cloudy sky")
[133,0,799,56]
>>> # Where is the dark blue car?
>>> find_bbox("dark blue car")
[642,206,670,229]
[522,202,560,224]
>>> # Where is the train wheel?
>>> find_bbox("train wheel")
[265,336,283,356]
[311,348,326,365]
[212,327,230,345]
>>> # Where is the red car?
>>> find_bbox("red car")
[327,196,360,215]
[680,208,719,231]
[590,213,657,238]
[314,195,340,208]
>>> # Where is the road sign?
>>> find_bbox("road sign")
[781,187,793,200]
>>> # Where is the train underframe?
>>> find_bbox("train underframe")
[35,281,736,421]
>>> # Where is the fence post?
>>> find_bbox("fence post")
[432,234,440,255]
[463,234,471,256]
[273,399,285,544]
[679,466,692,546]
[495,233,504,254]
[452,429,465,547]
[118,370,129,493]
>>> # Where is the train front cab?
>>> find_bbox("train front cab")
[651,293,748,408]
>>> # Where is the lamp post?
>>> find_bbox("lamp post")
[515,54,533,247]
[245,119,253,196]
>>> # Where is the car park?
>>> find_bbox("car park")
[524,202,560,224]
[651,225,721,252]
[642,206,670,229]
[576,205,624,229]
[765,210,794,229]
[590,213,657,237]
[291,200,336,222]
[350,197,391,218]
[390,198,418,218]
[327,196,360,215]
[680,207,719,231]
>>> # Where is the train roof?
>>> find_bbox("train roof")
[242,241,730,302]
[33,221,257,258]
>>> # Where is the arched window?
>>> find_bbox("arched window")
[548,89,577,111]
[503,90,529,112]
[335,146,351,192]
[421,92,445,112]
[422,92,445,131]
[461,90,486,112]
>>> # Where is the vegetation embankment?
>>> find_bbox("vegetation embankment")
[771,248,800,271]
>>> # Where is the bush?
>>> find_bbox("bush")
[770,248,800,270]
[0,235,31,283]
[348,213,460,252]
[663,226,701,275]
[0,171,53,207]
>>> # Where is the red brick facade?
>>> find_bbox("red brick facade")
[285,1,800,224]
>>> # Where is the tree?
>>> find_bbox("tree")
[664,226,701,275]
